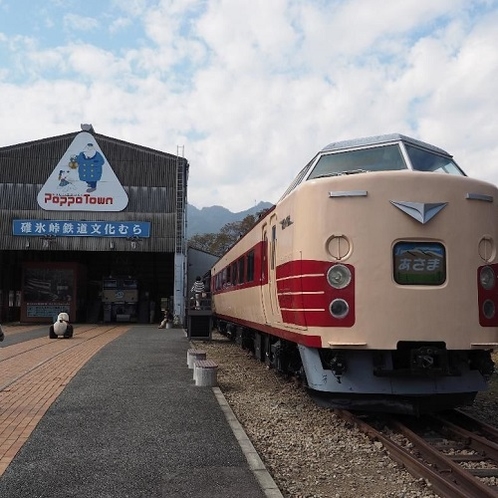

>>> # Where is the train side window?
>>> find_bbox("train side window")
[103,279,118,289]
[247,250,254,282]
[231,263,237,285]
[238,258,245,284]
[226,266,231,286]
[278,159,315,201]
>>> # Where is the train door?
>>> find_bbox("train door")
[261,226,270,323]
[261,217,281,325]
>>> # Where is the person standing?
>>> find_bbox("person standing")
[191,276,205,310]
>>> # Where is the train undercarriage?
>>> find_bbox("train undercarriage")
[215,319,495,415]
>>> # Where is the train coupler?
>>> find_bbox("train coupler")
[410,346,451,376]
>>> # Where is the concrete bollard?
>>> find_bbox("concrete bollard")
[193,359,218,387]
[187,349,206,369]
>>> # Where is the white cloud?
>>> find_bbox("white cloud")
[111,0,149,18]
[1,0,498,211]
[63,13,100,33]
[109,17,132,34]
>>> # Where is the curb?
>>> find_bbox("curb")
[213,387,284,498]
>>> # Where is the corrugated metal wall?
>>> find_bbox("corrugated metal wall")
[0,131,189,252]
[0,129,189,323]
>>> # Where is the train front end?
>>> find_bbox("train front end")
[278,134,498,413]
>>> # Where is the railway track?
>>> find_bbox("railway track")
[336,408,498,497]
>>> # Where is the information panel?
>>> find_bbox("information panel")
[13,220,151,238]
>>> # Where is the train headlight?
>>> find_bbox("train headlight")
[327,264,352,289]
[330,299,349,319]
[483,300,496,319]
[480,266,496,290]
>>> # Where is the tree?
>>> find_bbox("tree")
[189,213,260,257]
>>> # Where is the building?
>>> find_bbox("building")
[0,125,188,325]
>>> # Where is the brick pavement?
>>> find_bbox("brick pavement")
[0,325,130,476]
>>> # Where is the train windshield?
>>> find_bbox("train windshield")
[307,143,465,180]
[404,144,465,175]
[308,144,406,179]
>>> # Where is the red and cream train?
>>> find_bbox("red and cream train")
[210,134,498,413]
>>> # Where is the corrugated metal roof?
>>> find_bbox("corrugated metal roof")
[0,131,188,186]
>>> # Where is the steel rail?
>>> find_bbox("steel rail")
[335,409,498,498]
[390,417,498,497]
[430,414,498,462]
[449,409,498,441]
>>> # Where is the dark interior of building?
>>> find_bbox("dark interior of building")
[0,250,174,324]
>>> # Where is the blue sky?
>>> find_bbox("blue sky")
[1,0,498,212]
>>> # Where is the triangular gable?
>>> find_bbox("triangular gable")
[37,131,129,211]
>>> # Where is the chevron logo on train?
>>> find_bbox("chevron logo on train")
[37,131,129,211]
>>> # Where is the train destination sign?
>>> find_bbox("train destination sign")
[393,241,446,285]
[13,220,151,238]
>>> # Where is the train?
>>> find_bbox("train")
[211,133,498,414]
[101,276,139,322]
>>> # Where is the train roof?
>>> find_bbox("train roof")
[321,133,452,157]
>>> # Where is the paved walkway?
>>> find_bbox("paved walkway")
[0,325,281,497]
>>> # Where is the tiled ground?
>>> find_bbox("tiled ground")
[0,325,130,475]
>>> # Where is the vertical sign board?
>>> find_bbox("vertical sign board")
[21,262,82,323]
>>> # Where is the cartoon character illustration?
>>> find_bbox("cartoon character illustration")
[58,170,70,187]
[68,155,78,169]
[76,143,104,193]
[57,169,77,192]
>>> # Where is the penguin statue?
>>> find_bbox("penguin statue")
[49,312,74,339]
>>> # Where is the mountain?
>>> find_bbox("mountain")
[187,201,274,237]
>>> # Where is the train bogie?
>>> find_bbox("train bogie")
[212,134,498,414]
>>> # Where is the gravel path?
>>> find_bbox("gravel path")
[192,332,498,498]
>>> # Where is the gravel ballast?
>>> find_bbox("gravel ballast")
[193,332,498,498]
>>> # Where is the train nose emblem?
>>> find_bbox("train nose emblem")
[390,201,448,224]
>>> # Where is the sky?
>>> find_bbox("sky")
[1,0,498,213]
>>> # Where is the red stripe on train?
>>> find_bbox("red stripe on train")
[214,313,323,348]
[277,260,355,327]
